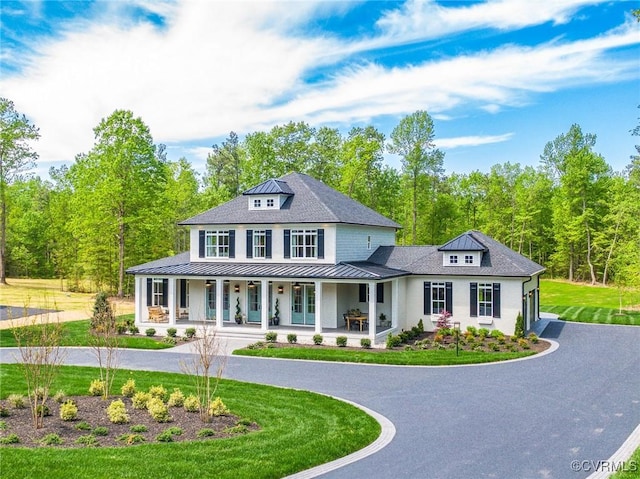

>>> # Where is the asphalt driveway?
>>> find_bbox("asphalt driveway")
[1,320,638,479]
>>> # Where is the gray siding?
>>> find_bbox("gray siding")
[335,225,396,263]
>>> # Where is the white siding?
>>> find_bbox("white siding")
[335,224,396,262]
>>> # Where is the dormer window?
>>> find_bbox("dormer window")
[465,255,473,264]
[267,198,274,208]
[449,255,458,264]
[253,199,261,208]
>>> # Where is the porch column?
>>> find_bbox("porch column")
[168,278,176,326]
[216,279,224,329]
[134,276,142,325]
[314,281,322,334]
[261,279,269,331]
[392,279,399,329]
[368,281,376,340]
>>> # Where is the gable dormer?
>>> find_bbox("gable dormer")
[243,179,294,210]
[438,231,487,267]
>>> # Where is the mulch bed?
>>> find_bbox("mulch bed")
[0,396,258,448]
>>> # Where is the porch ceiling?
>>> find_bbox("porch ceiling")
[126,256,407,280]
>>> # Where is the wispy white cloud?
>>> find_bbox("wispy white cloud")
[436,133,514,149]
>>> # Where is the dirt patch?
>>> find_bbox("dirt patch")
[0,396,258,448]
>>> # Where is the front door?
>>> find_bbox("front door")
[223,281,230,321]
[206,280,216,321]
[247,283,261,323]
[291,284,315,325]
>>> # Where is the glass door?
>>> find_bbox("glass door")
[223,281,230,321]
[291,284,315,325]
[247,282,261,323]
[205,280,216,321]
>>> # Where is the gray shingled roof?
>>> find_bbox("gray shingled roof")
[243,179,294,196]
[368,231,545,277]
[180,172,401,229]
[126,252,406,280]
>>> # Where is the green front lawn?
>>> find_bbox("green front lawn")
[0,316,172,349]
[540,279,640,325]
[234,346,536,365]
[610,447,640,479]
[0,364,380,479]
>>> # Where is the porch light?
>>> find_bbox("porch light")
[293,282,301,290]
[248,281,256,289]
[234,284,240,293]
[277,285,284,294]
[453,322,461,357]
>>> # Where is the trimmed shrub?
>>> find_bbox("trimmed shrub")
[115,322,128,335]
[162,336,177,346]
[121,378,136,398]
[386,333,402,349]
[287,333,297,344]
[40,433,63,446]
[514,312,525,338]
[88,379,105,397]
[166,328,178,338]
[528,332,539,344]
[59,400,78,421]
[130,424,148,433]
[7,394,25,409]
[145,328,156,337]
[208,397,230,417]
[183,395,200,413]
[360,338,372,349]
[131,391,151,410]
[53,390,66,403]
[265,331,277,343]
[167,388,185,407]
[466,326,478,336]
[155,430,174,442]
[92,426,109,436]
[128,325,139,335]
[336,336,348,347]
[185,327,196,339]
[197,428,215,438]
[0,433,20,445]
[106,399,129,424]
[36,404,51,417]
[312,334,323,345]
[417,318,424,332]
[148,385,169,402]
[147,397,172,423]
[0,407,9,417]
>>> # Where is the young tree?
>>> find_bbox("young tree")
[0,98,40,284]
[88,292,120,399]
[12,310,66,429]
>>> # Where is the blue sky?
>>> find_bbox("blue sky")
[1,0,639,179]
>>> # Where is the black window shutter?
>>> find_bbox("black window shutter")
[284,229,291,258]
[199,231,205,258]
[470,283,478,317]
[229,230,235,258]
[317,229,324,259]
[179,279,187,308]
[359,284,367,303]
[376,283,384,303]
[493,283,501,318]
[445,282,453,314]
[161,279,168,307]
[266,230,272,258]
[423,281,431,315]
[246,230,253,258]
[146,278,152,306]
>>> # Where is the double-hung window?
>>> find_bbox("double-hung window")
[152,278,165,306]
[253,230,266,258]
[206,230,230,258]
[431,282,446,315]
[478,283,493,316]
[291,229,317,259]
[449,255,458,264]
[465,255,474,264]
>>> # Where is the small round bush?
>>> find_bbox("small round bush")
[183,395,200,413]
[107,399,130,424]
[145,328,156,337]
[0,406,9,417]
[88,379,105,397]
[53,390,66,403]
[197,428,215,438]
[129,325,139,335]
[36,404,51,417]
[59,400,78,421]
[287,333,297,344]
[121,378,136,398]
[167,388,185,407]
[148,385,168,402]
[7,394,25,409]
[0,433,20,445]
[75,434,99,447]
[75,421,92,431]
[130,424,148,433]
[528,333,539,344]
[185,327,196,339]
[312,334,323,345]
[147,397,172,423]
[208,397,230,417]
[116,323,128,335]
[166,328,177,338]
[336,336,348,347]
[360,338,372,349]
[155,431,174,442]
[162,336,177,346]
[117,433,145,445]
[265,331,277,343]
[92,426,109,436]
[40,433,63,446]
[131,391,151,410]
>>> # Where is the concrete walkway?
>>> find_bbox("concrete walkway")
[1,319,638,479]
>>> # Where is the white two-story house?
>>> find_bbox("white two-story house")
[127,172,545,343]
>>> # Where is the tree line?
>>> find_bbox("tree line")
[1,98,639,298]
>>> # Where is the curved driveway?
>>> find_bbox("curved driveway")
[2,321,638,479]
